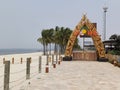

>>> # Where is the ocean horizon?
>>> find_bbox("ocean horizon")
[0,48,42,55]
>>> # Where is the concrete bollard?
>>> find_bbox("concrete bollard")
[45,65,49,73]
[58,61,61,65]
[20,58,23,64]
[53,62,56,68]
[3,58,5,64]
[12,57,14,64]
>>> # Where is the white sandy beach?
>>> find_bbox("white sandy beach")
[0,52,120,90]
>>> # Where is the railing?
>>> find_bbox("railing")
[0,54,63,90]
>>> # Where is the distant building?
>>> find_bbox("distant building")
[103,40,117,53]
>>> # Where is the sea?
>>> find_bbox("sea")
[0,49,42,55]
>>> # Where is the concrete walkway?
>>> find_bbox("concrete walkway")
[20,61,120,90]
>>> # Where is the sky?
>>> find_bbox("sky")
[0,0,120,49]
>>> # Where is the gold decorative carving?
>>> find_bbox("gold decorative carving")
[65,15,105,58]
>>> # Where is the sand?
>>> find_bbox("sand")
[0,52,120,90]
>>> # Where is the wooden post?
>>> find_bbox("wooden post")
[59,53,60,61]
[4,61,10,90]
[26,58,30,79]
[30,57,32,63]
[46,55,49,65]
[58,53,61,65]
[12,57,14,64]
[56,53,58,64]
[20,58,23,64]
[3,58,5,64]
[52,55,54,65]
[39,56,42,73]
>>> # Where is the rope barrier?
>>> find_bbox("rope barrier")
[0,55,60,90]
[10,71,39,89]
[9,75,26,84]
[30,71,39,78]
[10,69,26,75]
[9,78,26,89]
[23,81,31,90]
[30,64,39,68]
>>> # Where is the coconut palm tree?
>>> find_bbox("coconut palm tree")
[53,26,60,54]
[47,28,54,55]
[58,27,72,53]
[41,29,50,55]
[54,27,81,54]
[37,37,46,55]
[37,26,81,55]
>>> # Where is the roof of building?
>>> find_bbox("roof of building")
[103,40,117,46]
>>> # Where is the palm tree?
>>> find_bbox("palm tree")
[37,37,45,55]
[73,38,81,50]
[109,34,117,40]
[59,27,72,53]
[53,26,81,54]
[41,29,49,55]
[37,26,81,55]
[47,28,54,55]
[54,26,60,54]
[43,30,47,55]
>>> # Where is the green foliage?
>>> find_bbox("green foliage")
[108,50,120,55]
[37,26,81,54]
[108,34,120,55]
[109,34,118,40]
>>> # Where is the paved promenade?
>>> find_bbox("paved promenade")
[20,61,120,90]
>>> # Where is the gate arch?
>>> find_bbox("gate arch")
[64,15,106,60]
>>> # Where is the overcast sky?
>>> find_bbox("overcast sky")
[0,0,119,49]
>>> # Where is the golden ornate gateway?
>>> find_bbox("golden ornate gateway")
[64,15,106,60]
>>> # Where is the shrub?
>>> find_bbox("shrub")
[108,50,120,55]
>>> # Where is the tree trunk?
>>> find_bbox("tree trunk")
[46,44,48,55]
[43,43,45,55]
[54,43,57,54]
[49,43,51,55]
